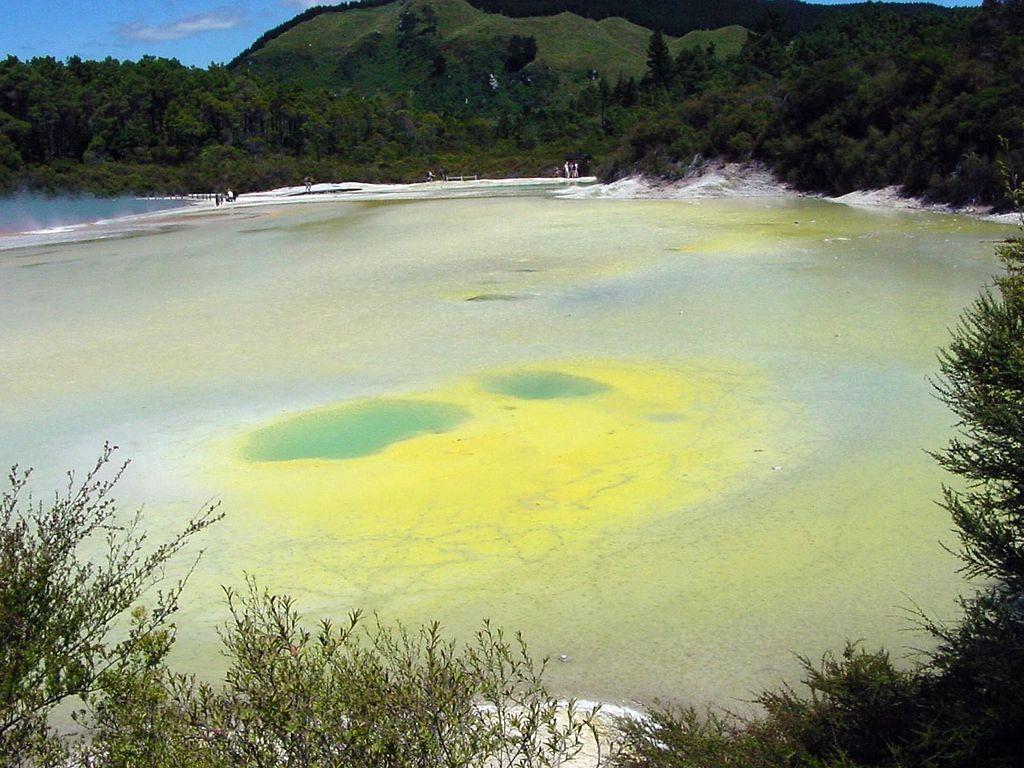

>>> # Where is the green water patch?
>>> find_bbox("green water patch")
[245,400,469,462]
[482,371,610,400]
[465,293,533,302]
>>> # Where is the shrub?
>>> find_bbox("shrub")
[0,445,220,765]
[79,578,598,768]
[920,164,1024,766]
[612,645,918,768]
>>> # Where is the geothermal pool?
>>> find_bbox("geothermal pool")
[0,193,1012,707]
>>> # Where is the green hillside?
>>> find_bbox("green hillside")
[235,0,746,96]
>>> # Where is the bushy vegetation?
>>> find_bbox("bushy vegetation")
[918,159,1024,765]
[74,581,596,768]
[0,444,221,765]
[615,645,922,768]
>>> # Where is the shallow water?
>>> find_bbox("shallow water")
[245,399,469,461]
[482,370,610,399]
[0,194,1013,708]
[0,192,187,234]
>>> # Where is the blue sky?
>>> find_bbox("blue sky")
[0,0,983,67]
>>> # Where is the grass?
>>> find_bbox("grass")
[240,0,747,93]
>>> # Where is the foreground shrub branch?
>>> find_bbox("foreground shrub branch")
[80,578,597,768]
[0,444,221,763]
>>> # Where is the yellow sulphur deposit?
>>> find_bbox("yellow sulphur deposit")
[217,360,781,597]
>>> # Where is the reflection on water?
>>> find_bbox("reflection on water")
[0,194,1012,708]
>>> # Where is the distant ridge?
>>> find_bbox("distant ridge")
[462,0,951,36]
[231,1,391,67]
[229,0,951,66]
[229,0,749,99]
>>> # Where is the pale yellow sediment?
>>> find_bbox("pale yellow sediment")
[213,359,782,596]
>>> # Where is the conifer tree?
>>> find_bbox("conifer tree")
[926,172,1024,765]
[644,30,673,88]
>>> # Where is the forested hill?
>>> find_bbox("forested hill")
[605,1,1024,205]
[231,0,950,65]
[232,0,746,97]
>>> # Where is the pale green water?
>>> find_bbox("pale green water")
[245,400,468,461]
[482,370,610,399]
[0,194,1014,710]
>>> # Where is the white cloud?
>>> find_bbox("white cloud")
[281,0,329,9]
[117,8,247,42]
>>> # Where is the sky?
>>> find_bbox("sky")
[0,0,984,67]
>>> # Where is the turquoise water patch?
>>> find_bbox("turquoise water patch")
[245,400,469,462]
[482,371,610,400]
[465,293,532,302]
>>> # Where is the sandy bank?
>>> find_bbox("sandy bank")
[232,176,599,207]
[232,166,1017,222]
[543,699,647,768]
[554,162,1019,224]
[2,169,1015,253]
[827,186,1019,224]
[243,169,1017,223]
[0,178,596,251]
[554,162,793,200]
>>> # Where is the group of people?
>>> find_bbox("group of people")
[214,189,235,206]
[561,160,581,178]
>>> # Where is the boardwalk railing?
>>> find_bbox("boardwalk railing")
[444,174,478,182]
[171,192,240,202]
[177,193,219,200]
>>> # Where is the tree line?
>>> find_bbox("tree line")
[0,1,1022,207]
[602,0,1024,207]
[0,44,593,195]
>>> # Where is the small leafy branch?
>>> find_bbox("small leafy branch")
[0,444,221,763]
[81,577,600,768]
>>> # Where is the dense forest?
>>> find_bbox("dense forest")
[608,0,1024,205]
[0,0,1022,207]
